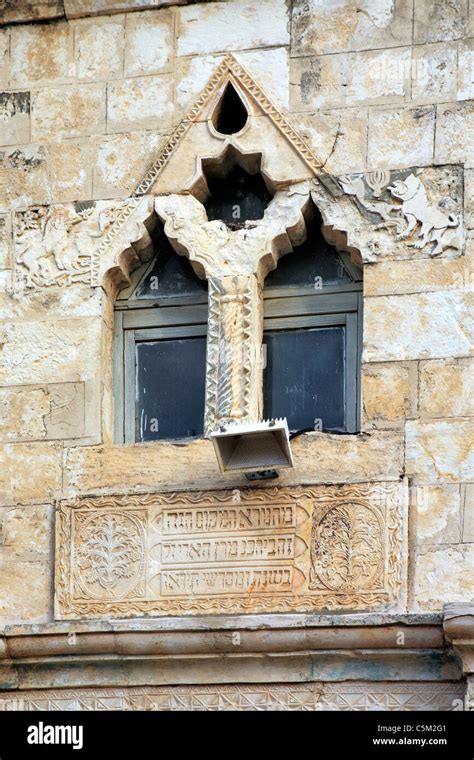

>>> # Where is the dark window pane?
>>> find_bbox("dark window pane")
[265,215,353,289]
[263,327,345,432]
[135,234,207,300]
[204,164,272,228]
[136,337,206,441]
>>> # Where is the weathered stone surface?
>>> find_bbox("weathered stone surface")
[175,48,289,113]
[363,292,473,362]
[0,382,85,443]
[406,419,474,483]
[0,1,63,25]
[0,30,8,88]
[435,101,474,166]
[457,39,474,100]
[465,169,474,229]
[0,505,52,624]
[291,0,413,56]
[414,0,468,43]
[419,359,474,418]
[31,84,106,140]
[361,363,412,425]
[93,130,167,199]
[63,432,404,497]
[0,216,10,270]
[462,484,474,542]
[0,443,61,507]
[364,259,470,297]
[414,544,474,612]
[64,0,183,18]
[0,317,102,386]
[176,0,289,57]
[49,138,93,202]
[72,15,125,81]
[0,284,102,321]
[413,484,462,544]
[0,92,30,147]
[0,145,50,212]
[10,22,72,87]
[367,106,435,170]
[290,47,411,112]
[294,108,367,174]
[106,74,173,133]
[411,43,457,103]
[124,9,173,77]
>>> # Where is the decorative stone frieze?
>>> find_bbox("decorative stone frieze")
[55,481,407,619]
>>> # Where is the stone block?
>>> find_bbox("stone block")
[414,544,474,612]
[0,317,102,386]
[435,102,474,167]
[363,292,473,362]
[364,259,470,297]
[367,106,435,170]
[63,432,404,497]
[0,382,85,443]
[124,9,173,77]
[413,483,462,544]
[31,84,106,141]
[290,47,411,112]
[461,483,474,542]
[0,215,11,270]
[49,138,93,202]
[0,504,52,624]
[411,43,457,103]
[0,443,62,506]
[291,0,413,56]
[419,358,474,418]
[0,1,63,25]
[361,362,412,425]
[93,130,167,199]
[176,0,289,57]
[0,284,102,322]
[406,418,474,483]
[294,108,367,174]
[10,22,72,88]
[64,0,181,17]
[0,145,51,212]
[106,74,173,133]
[0,92,30,147]
[414,0,468,43]
[176,48,289,113]
[0,30,8,88]
[458,40,474,101]
[72,15,125,81]
[465,169,474,229]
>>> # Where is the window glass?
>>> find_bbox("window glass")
[135,337,207,441]
[135,235,207,300]
[263,327,345,432]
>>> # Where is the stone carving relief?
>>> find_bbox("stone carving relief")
[55,482,406,619]
[339,169,462,256]
[0,683,463,712]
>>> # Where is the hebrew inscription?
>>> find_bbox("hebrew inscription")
[55,482,406,619]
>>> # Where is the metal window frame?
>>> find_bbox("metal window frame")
[114,283,363,443]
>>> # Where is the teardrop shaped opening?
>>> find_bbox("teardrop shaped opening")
[212,82,248,135]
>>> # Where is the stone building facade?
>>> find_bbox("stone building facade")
[0,0,473,711]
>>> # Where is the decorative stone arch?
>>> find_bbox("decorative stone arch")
[98,55,463,436]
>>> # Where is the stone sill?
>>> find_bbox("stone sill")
[0,1,194,27]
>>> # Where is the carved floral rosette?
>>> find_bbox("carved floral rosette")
[55,481,407,619]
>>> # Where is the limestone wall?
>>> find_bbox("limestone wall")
[0,0,472,627]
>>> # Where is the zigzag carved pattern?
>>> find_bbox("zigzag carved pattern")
[204,278,222,435]
[90,54,321,286]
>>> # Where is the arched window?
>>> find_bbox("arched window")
[114,207,362,443]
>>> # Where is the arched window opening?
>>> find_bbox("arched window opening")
[263,210,362,435]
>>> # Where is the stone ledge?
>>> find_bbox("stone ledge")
[444,604,474,674]
[0,614,462,689]
[0,1,190,26]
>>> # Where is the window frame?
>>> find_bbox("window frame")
[114,257,363,444]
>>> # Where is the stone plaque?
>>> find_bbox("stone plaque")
[55,482,407,618]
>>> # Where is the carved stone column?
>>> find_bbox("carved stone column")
[205,274,263,434]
